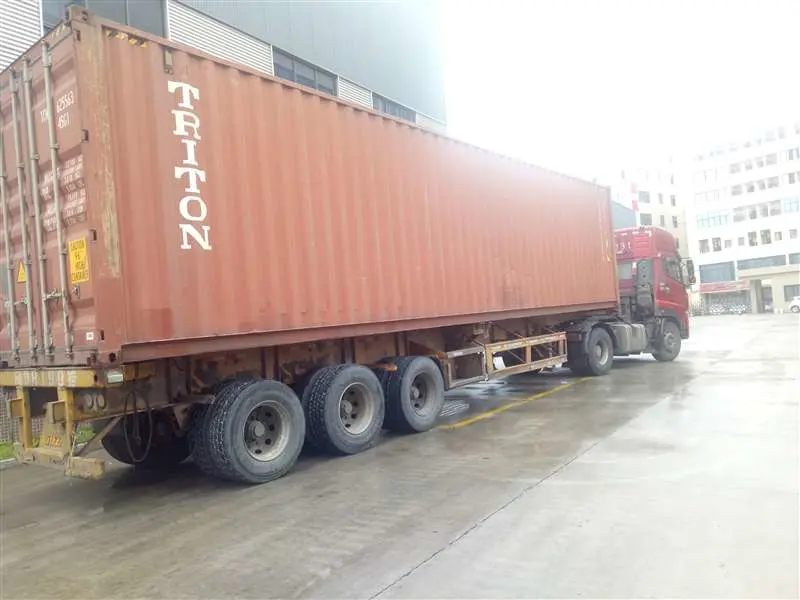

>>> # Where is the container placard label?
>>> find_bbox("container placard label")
[68,238,90,284]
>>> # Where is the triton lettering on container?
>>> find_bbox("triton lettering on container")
[0,7,693,484]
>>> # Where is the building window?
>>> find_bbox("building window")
[658,193,664,204]
[738,236,745,247]
[639,213,653,226]
[699,239,710,253]
[767,176,779,188]
[788,148,800,160]
[790,229,798,240]
[785,284,800,301]
[712,237,722,252]
[761,229,772,244]
[783,197,800,213]
[746,182,755,193]
[670,174,675,185]
[775,231,783,241]
[273,49,336,95]
[769,200,782,216]
[672,215,679,228]
[638,190,651,204]
[745,160,753,171]
[676,238,680,249]
[659,215,666,226]
[724,239,732,249]
[670,195,676,206]
[373,94,416,123]
[759,203,769,218]
[790,253,800,265]
[766,153,777,165]
[748,231,758,246]
[789,172,798,185]
[756,157,765,168]
[730,162,741,174]
[699,261,735,283]
[737,255,787,270]
[732,184,743,196]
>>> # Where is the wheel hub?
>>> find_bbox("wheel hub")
[338,383,374,435]
[410,374,432,413]
[243,402,287,462]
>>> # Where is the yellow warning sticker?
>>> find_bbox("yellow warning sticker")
[16,262,26,283]
[68,238,90,284]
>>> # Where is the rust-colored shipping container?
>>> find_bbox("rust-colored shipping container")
[2,9,692,486]
[0,11,617,369]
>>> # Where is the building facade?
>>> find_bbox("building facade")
[1,0,446,131]
[686,123,800,313]
[608,160,689,254]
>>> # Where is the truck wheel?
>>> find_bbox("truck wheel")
[381,356,445,433]
[652,320,682,362]
[302,364,385,455]
[569,327,613,376]
[95,411,190,470]
[198,379,305,483]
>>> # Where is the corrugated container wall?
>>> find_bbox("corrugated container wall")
[0,12,617,367]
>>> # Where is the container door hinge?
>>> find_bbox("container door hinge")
[81,130,89,142]
[163,49,173,74]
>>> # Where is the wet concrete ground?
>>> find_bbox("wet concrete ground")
[1,315,798,598]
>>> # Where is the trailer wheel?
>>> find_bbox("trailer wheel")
[199,379,305,483]
[381,357,445,433]
[302,364,385,455]
[569,327,613,376]
[652,320,682,362]
[95,411,190,470]
[187,404,213,475]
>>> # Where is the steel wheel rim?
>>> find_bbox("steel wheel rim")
[410,373,434,415]
[594,340,609,364]
[663,330,677,351]
[243,400,290,461]
[339,382,374,435]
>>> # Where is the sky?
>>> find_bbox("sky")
[438,0,800,181]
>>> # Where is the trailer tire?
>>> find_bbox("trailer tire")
[652,320,682,362]
[201,379,305,483]
[187,404,214,475]
[302,364,385,455]
[569,327,613,376]
[95,411,190,470]
[381,356,445,433]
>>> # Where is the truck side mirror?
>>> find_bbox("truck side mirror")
[685,259,696,285]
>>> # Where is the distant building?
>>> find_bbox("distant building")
[686,122,800,313]
[1,0,446,132]
[611,201,636,230]
[607,159,689,254]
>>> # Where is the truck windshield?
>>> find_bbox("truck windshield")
[617,261,633,281]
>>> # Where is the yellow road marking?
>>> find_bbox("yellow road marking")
[438,377,590,431]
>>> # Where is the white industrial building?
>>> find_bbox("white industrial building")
[608,159,689,254]
[686,123,800,313]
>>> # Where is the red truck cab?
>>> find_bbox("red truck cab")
[614,226,694,343]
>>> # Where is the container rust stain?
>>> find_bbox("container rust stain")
[0,10,618,366]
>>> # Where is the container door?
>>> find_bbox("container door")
[0,32,97,367]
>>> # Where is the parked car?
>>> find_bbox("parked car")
[789,296,800,313]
